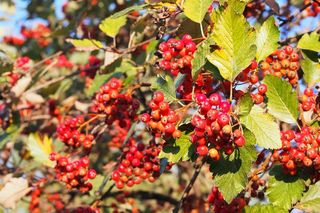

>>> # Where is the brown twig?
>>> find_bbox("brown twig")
[173,157,207,213]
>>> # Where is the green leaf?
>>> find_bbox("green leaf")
[111,4,148,18]
[296,181,320,213]
[99,15,127,38]
[191,37,215,79]
[266,166,304,210]
[158,132,194,163]
[66,38,103,51]
[263,75,299,124]
[89,174,105,196]
[0,52,13,74]
[301,53,320,86]
[240,105,281,149]
[183,0,212,23]
[237,93,253,116]
[0,125,20,149]
[255,16,279,62]
[26,133,54,168]
[297,32,320,52]
[207,1,256,81]
[210,132,256,203]
[151,75,177,102]
[244,205,287,213]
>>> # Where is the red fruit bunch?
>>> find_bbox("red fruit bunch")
[243,0,265,18]
[300,88,317,112]
[157,34,196,76]
[57,116,95,149]
[3,36,25,46]
[93,78,140,128]
[5,56,31,86]
[20,23,51,47]
[190,92,245,158]
[108,121,137,149]
[272,127,320,175]
[112,140,172,189]
[64,206,100,213]
[304,0,320,17]
[80,55,102,79]
[236,60,268,104]
[177,72,214,101]
[49,153,96,192]
[207,187,246,213]
[140,91,181,138]
[260,45,300,86]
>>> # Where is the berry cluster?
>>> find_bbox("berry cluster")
[207,187,246,213]
[49,153,96,192]
[112,141,172,189]
[45,55,73,69]
[65,206,100,213]
[5,57,31,86]
[93,78,140,128]
[20,23,51,47]
[272,128,320,175]
[157,34,196,76]
[177,72,214,101]
[260,46,300,86]
[304,0,320,17]
[236,60,268,104]
[191,93,245,157]
[108,121,136,149]
[80,55,101,79]
[57,116,95,149]
[3,36,25,46]
[141,91,181,138]
[248,175,266,200]
[300,88,317,112]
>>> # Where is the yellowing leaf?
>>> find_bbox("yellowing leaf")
[99,15,127,38]
[66,38,104,51]
[27,133,54,167]
[183,0,212,23]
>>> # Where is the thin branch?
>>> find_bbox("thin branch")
[279,2,313,27]
[173,157,207,213]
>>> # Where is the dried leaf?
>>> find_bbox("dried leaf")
[23,92,45,104]
[11,75,32,96]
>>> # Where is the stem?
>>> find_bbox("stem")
[173,157,206,213]
[200,22,205,38]
[229,81,233,102]
[77,114,105,131]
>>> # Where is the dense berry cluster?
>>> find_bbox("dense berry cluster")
[157,34,196,76]
[141,91,181,138]
[21,23,51,47]
[93,78,140,128]
[191,92,245,157]
[260,46,300,86]
[49,153,96,192]
[57,116,95,149]
[112,140,172,189]
[300,88,317,112]
[248,175,266,200]
[207,187,246,213]
[272,128,320,175]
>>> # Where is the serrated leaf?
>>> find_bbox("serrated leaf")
[244,205,287,213]
[297,32,320,52]
[210,131,256,203]
[191,37,215,79]
[301,53,320,86]
[263,75,299,124]
[99,15,127,38]
[183,0,212,23]
[296,181,320,213]
[255,16,279,62]
[27,133,54,167]
[237,93,253,116]
[66,38,103,51]
[151,75,177,102]
[112,4,148,18]
[240,105,281,149]
[158,132,194,163]
[207,1,256,81]
[266,166,304,210]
